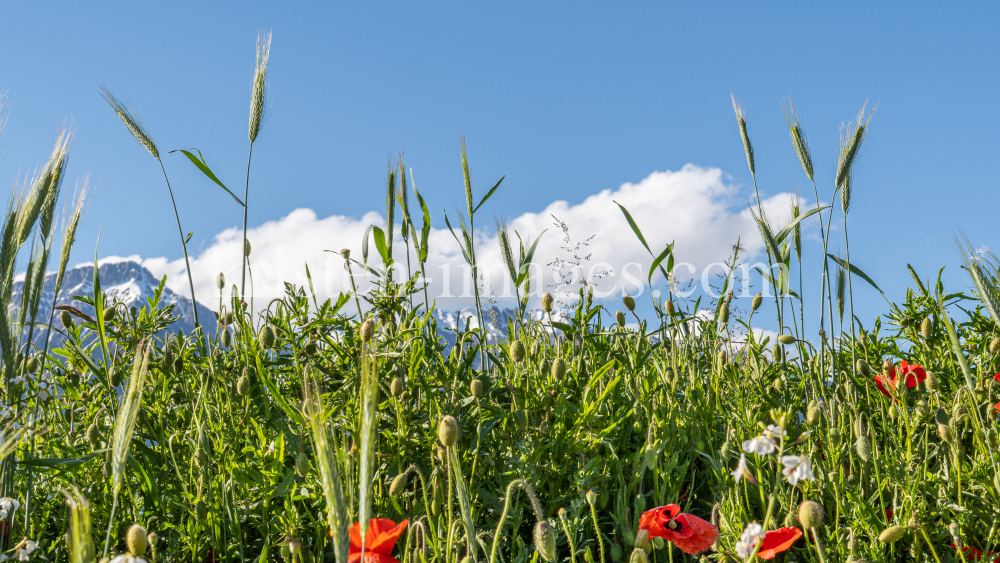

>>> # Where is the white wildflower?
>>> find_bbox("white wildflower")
[0,498,20,519]
[742,435,776,455]
[730,453,756,484]
[781,455,815,486]
[763,424,787,441]
[110,554,148,563]
[735,523,763,557]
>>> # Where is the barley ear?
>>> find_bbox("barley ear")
[111,342,151,495]
[249,29,272,144]
[782,99,813,181]
[100,85,159,160]
[731,94,754,175]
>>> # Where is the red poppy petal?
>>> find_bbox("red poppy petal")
[994,373,1000,384]
[874,375,893,397]
[756,527,802,560]
[349,523,364,552]
[664,504,681,519]
[638,510,662,538]
[368,519,408,555]
[669,514,718,555]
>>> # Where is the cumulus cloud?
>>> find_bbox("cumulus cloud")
[139,164,809,313]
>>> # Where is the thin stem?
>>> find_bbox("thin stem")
[241,143,254,298]
[102,493,119,558]
[158,160,200,329]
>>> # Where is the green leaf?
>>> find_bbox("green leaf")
[551,321,576,334]
[648,244,673,286]
[170,149,246,206]
[615,201,652,254]
[774,205,828,244]
[473,176,505,213]
[827,254,884,294]
[372,226,389,266]
[414,184,432,263]
[516,230,547,285]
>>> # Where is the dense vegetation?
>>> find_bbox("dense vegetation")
[2,32,999,563]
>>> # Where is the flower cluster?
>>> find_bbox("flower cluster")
[734,425,814,487]
[0,498,21,519]
[735,523,802,560]
[1,538,37,562]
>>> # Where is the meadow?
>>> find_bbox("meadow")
[1,31,999,563]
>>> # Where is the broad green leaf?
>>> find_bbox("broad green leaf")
[827,254,884,294]
[615,201,652,253]
[648,244,673,286]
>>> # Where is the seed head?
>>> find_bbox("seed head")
[60,309,74,329]
[127,524,148,556]
[389,472,408,497]
[551,358,566,380]
[295,452,309,477]
[147,532,159,547]
[778,334,796,345]
[665,300,676,316]
[438,415,459,447]
[878,525,905,543]
[623,294,635,312]
[510,340,526,362]
[855,436,872,461]
[216,272,226,290]
[360,318,375,343]
[798,500,824,528]
[390,377,405,398]
[470,378,485,398]
[616,311,626,327]
[533,521,557,562]
[751,293,763,311]
[920,317,932,339]
[948,522,960,540]
[237,375,251,396]
[585,489,598,506]
[542,292,554,313]
[258,325,276,349]
[221,329,232,348]
[629,549,649,563]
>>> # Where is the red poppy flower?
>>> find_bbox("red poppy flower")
[948,545,998,562]
[874,360,927,398]
[756,527,802,560]
[348,518,409,563]
[884,508,893,521]
[993,373,1000,384]
[639,505,718,555]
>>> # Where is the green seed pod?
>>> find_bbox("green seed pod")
[438,415,459,447]
[127,524,148,557]
[990,337,1000,354]
[510,341,526,363]
[806,400,821,424]
[389,472,408,497]
[512,409,528,432]
[783,510,799,528]
[147,532,159,548]
[244,240,252,257]
[295,452,309,477]
[216,272,226,290]
[623,294,635,312]
[87,424,100,448]
[937,423,952,443]
[778,334,796,345]
[665,300,676,316]
[551,358,566,380]
[60,309,74,329]
[390,377,405,399]
[104,306,117,322]
[304,340,317,355]
[237,375,250,396]
[629,548,649,563]
[798,500,824,528]
[25,355,40,374]
[195,500,208,519]
[856,436,872,461]
[533,521,557,562]
[259,325,276,349]
[110,369,122,388]
[360,318,375,343]
[751,293,763,311]
[470,379,485,399]
[542,292,554,313]
[616,310,626,327]
[221,329,232,347]
[585,489,598,506]
[772,344,783,362]
[856,359,870,377]
[878,525,905,543]
[920,317,932,339]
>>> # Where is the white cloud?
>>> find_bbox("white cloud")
[139,164,809,313]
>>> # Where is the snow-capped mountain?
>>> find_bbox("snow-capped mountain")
[9,260,215,351]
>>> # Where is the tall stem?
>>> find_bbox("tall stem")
[748,173,783,332]
[809,178,836,386]
[241,143,255,298]
[159,160,200,329]
[843,214,858,384]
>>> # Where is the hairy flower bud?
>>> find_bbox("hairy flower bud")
[389,473,408,497]
[533,521,557,562]
[127,524,148,556]
[924,370,938,391]
[390,377,405,398]
[616,311,626,327]
[629,548,649,563]
[623,294,635,312]
[856,359,870,377]
[551,358,566,380]
[360,318,375,342]
[718,349,727,365]
[665,300,676,316]
[513,409,528,432]
[920,317,932,339]
[751,293,763,311]
[806,400,821,424]
[778,334,796,345]
[878,525,905,543]
[87,424,101,448]
[470,379,485,398]
[542,292,554,313]
[295,453,309,477]
[258,325,276,349]
[856,436,872,461]
[244,239,252,257]
[221,329,232,348]
[216,272,226,290]
[60,309,74,329]
[798,500,824,528]
[937,423,952,443]
[634,529,650,552]
[991,337,1000,355]
[510,341,526,362]
[438,415,459,447]
[237,375,251,396]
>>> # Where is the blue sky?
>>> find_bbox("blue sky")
[1,2,998,330]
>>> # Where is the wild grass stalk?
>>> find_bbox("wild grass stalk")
[358,325,379,561]
[303,370,350,563]
[242,30,271,298]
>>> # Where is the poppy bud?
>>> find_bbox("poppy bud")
[718,349,727,364]
[127,524,148,556]
[920,317,932,339]
[856,436,872,461]
[915,400,929,419]
[644,445,657,470]
[991,337,1000,354]
[585,489,598,506]
[259,325,276,349]
[623,294,635,312]
[510,341,526,362]
[798,500,824,528]
[216,272,226,290]
[751,293,763,311]
[883,358,893,373]
[610,544,623,563]
[937,423,952,443]
[783,510,799,528]
[542,292,554,313]
[360,318,375,343]
[438,415,459,447]
[26,355,40,374]
[616,311,626,327]
[110,369,122,388]
[244,240,252,257]
[305,340,317,355]
[530,341,540,359]
[633,530,650,552]
[551,358,566,380]
[195,500,208,519]
[221,329,231,347]
[147,532,159,548]
[87,424,101,448]
[533,521,557,562]
[60,309,74,329]
[856,359,870,377]
[104,306,117,322]
[513,409,528,432]
[629,548,649,563]
[806,400,821,424]
[237,375,251,396]
[720,441,732,458]
[934,408,950,426]
[772,344,783,362]
[720,305,729,324]
[470,378,485,398]
[878,525,905,543]
[924,370,938,391]
[295,453,309,477]
[665,300,676,316]
[778,334,796,345]
[389,473,408,497]
[771,378,784,393]
[390,377,405,398]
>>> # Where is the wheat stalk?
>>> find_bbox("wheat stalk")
[358,344,380,558]
[731,94,754,175]
[61,487,94,563]
[303,371,350,563]
[100,85,159,160]
[782,99,813,181]
[249,30,271,144]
